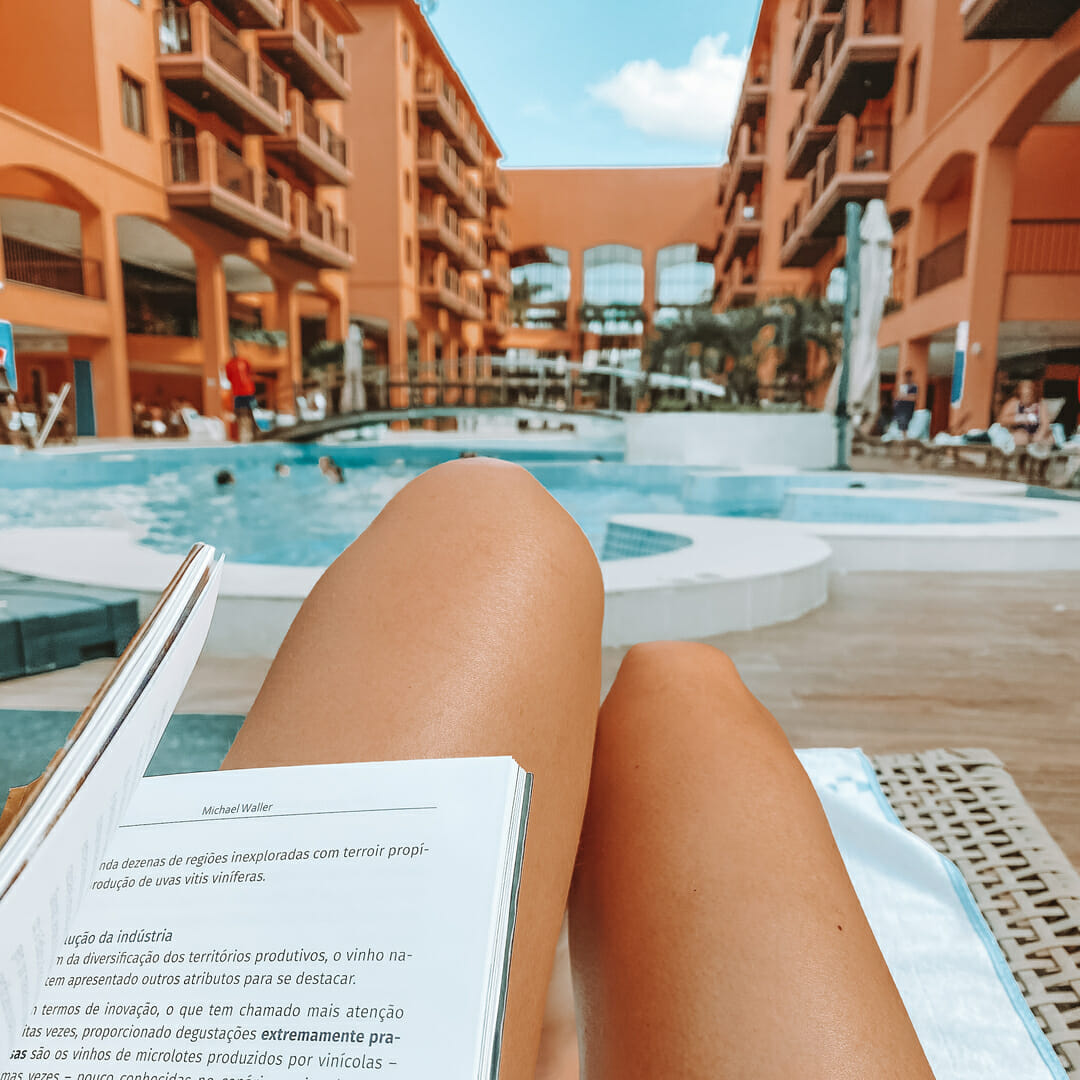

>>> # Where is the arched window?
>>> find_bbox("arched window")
[583,245,644,334]
[510,246,570,329]
[654,243,714,324]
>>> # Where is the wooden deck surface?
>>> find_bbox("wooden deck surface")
[603,571,1080,868]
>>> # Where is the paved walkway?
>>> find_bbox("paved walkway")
[4,571,1078,865]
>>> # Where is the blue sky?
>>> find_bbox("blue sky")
[427,0,757,168]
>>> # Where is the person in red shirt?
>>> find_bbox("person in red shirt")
[225,349,257,442]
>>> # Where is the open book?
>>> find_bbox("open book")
[0,546,532,1079]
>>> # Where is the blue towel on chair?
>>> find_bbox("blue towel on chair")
[799,749,1066,1080]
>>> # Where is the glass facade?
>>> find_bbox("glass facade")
[654,243,714,325]
[510,246,571,329]
[582,245,644,334]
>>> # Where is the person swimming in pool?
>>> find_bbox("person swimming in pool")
[318,455,345,483]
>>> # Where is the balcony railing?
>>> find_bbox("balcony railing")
[484,214,511,251]
[483,161,512,207]
[781,117,891,267]
[258,0,350,101]
[157,4,285,133]
[264,90,350,185]
[1,235,104,299]
[418,201,464,260]
[459,175,486,220]
[917,232,968,296]
[791,0,843,88]
[456,115,484,167]
[1008,219,1080,273]
[164,133,291,239]
[282,191,352,267]
[416,67,463,140]
[418,132,465,198]
[462,233,486,271]
[808,0,902,125]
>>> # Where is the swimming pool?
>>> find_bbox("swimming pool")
[0,445,1055,568]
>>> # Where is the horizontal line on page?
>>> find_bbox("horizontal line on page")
[119,806,439,828]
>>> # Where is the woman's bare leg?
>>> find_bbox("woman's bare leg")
[223,459,604,1080]
[569,642,934,1080]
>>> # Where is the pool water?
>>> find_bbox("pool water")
[0,447,1054,568]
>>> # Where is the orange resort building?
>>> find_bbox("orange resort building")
[0,0,359,437]
[719,0,1080,433]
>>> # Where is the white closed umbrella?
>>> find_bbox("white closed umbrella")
[826,199,894,421]
[341,323,365,413]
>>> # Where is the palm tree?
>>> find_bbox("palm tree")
[759,295,841,403]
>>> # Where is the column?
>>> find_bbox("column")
[462,346,476,405]
[387,317,409,410]
[418,326,437,407]
[953,144,1017,433]
[567,247,584,365]
[443,338,460,406]
[272,279,302,413]
[195,250,228,420]
[82,210,132,436]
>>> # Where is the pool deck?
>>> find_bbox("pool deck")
[3,569,1078,868]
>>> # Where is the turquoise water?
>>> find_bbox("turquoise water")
[0,446,1054,567]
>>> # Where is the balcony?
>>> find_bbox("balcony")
[156,4,286,135]
[780,119,891,268]
[484,212,511,252]
[728,77,769,157]
[455,116,485,168]
[163,132,291,239]
[278,192,352,268]
[786,100,836,179]
[263,90,350,186]
[461,284,486,322]
[418,132,464,199]
[456,174,486,220]
[962,0,1080,38]
[483,259,512,295]
[716,255,759,310]
[213,0,283,29]
[416,67,464,142]
[420,260,466,315]
[258,0,349,101]
[917,232,967,296]
[486,300,512,338]
[807,0,901,126]
[418,201,465,262]
[483,161,512,208]
[724,124,766,218]
[790,0,843,89]
[460,232,486,273]
[1,235,104,298]
[718,194,763,272]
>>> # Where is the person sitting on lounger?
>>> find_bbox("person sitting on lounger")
[999,379,1053,449]
[893,369,918,435]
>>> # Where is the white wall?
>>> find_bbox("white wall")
[624,412,846,468]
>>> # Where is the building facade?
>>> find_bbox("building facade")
[503,167,720,372]
[718,0,1080,433]
[340,0,513,405]
[0,0,357,436]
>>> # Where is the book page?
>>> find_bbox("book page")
[3,758,524,1080]
[0,549,222,1058]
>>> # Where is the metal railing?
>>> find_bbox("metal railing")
[216,140,255,202]
[263,175,285,219]
[1008,220,1080,273]
[208,14,247,82]
[298,4,318,47]
[917,231,967,296]
[258,58,281,109]
[2,235,104,298]
[821,135,839,188]
[166,136,200,183]
[322,33,344,76]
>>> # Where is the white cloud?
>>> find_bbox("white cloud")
[588,34,748,150]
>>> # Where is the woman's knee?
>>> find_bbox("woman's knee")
[601,641,794,762]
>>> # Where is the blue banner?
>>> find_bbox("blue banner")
[0,320,14,392]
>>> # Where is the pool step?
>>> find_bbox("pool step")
[0,574,139,681]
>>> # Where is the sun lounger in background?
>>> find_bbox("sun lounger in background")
[179,408,226,442]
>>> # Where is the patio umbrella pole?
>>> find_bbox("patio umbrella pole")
[835,201,863,471]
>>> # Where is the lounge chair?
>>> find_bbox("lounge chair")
[180,407,227,442]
